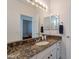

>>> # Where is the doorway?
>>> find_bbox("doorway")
[21,15,32,40]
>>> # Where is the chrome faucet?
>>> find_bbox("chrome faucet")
[41,34,47,40]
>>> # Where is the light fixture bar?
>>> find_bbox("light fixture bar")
[26,0,48,11]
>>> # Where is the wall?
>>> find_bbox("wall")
[7,0,41,43]
[49,0,71,59]
[37,0,50,29]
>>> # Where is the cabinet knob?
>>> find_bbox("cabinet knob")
[66,36,70,38]
[48,57,50,59]
[50,54,52,56]
[57,48,59,50]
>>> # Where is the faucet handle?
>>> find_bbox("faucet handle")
[44,35,47,40]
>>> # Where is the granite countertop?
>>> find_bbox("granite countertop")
[7,36,61,59]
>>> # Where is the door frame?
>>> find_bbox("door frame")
[20,15,32,40]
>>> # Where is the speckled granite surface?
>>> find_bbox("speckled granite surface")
[7,36,62,59]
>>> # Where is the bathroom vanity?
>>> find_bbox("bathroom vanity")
[7,36,61,59]
[30,41,61,59]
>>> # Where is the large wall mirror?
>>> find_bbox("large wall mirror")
[51,16,60,30]
[44,16,60,30]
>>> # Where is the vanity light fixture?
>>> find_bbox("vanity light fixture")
[26,0,48,11]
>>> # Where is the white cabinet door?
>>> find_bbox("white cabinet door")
[37,48,51,59]
[35,41,61,59]
[51,46,57,59]
[43,43,57,59]
[56,47,61,59]
[56,41,61,59]
[43,52,51,59]
[50,41,61,59]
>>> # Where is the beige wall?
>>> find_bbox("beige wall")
[7,0,40,43]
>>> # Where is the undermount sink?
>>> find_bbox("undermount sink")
[35,41,49,46]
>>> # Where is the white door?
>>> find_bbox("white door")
[64,1,71,58]
[65,19,71,59]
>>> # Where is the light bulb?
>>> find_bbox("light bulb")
[31,2,35,5]
[39,2,42,5]
[43,4,45,7]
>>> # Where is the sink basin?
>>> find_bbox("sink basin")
[35,41,49,46]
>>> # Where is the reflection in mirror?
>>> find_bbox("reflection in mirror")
[44,17,51,30]
[21,15,32,40]
[51,16,60,30]
[44,16,60,30]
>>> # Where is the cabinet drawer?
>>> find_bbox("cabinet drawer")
[37,48,51,59]
[43,52,56,59]
[43,51,51,59]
